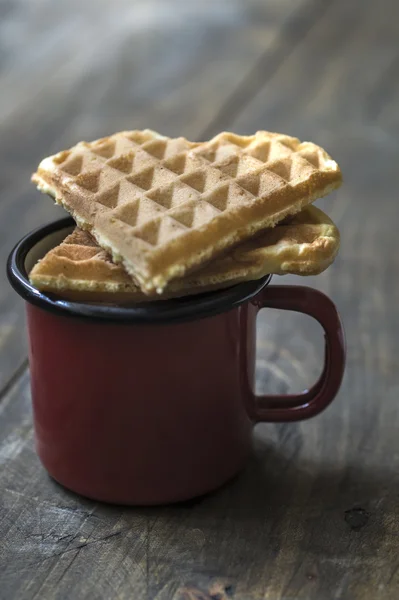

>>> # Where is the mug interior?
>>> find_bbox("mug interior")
[8,217,271,325]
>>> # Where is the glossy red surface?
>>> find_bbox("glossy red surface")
[26,285,345,505]
[27,303,254,505]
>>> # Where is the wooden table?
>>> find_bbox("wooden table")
[1,1,398,598]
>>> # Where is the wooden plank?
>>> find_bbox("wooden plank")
[2,0,399,598]
[0,372,147,600]
[231,0,399,137]
[0,0,309,393]
[1,256,399,600]
[199,0,334,140]
[1,141,399,600]
[217,0,399,597]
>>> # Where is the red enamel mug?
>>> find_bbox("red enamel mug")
[7,217,345,505]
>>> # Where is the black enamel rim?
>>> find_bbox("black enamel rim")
[7,216,272,325]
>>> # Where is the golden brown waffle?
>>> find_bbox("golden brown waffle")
[32,129,342,294]
[29,206,340,304]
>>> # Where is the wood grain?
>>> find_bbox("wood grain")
[0,0,308,393]
[1,0,399,598]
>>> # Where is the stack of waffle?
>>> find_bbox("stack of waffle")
[30,129,342,303]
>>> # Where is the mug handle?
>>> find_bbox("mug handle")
[245,285,346,422]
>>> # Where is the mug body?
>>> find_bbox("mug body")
[26,302,256,505]
[9,216,345,505]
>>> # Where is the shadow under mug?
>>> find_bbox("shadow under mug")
[7,217,346,505]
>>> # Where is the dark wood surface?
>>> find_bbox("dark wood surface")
[1,1,398,598]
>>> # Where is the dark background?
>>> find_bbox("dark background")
[0,1,398,599]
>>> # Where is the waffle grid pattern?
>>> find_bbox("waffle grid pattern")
[30,205,340,301]
[51,131,333,249]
